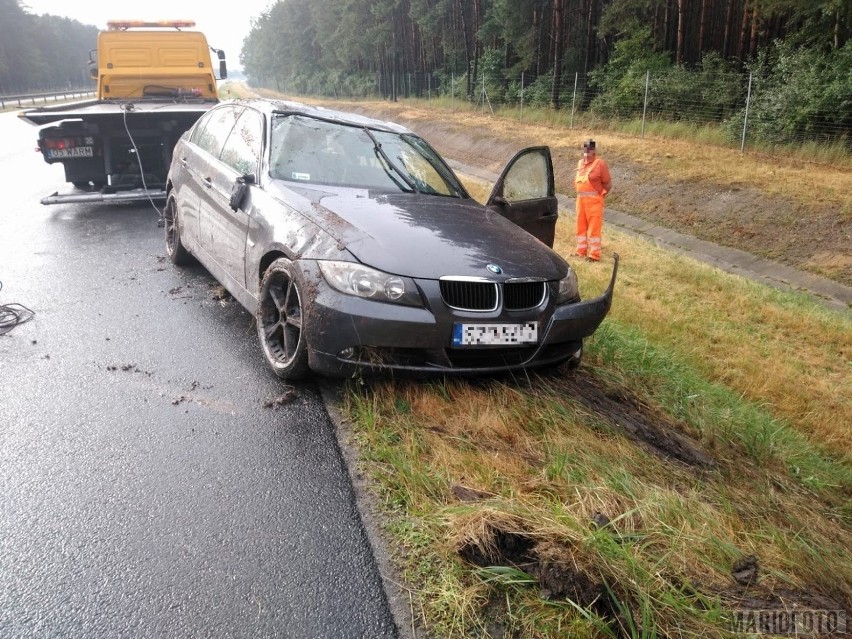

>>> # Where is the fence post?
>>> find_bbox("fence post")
[520,71,524,122]
[408,73,411,98]
[481,73,485,116]
[641,70,650,138]
[570,72,578,130]
[451,73,455,112]
[741,72,752,154]
[428,74,431,107]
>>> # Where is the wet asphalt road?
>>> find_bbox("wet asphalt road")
[0,111,398,637]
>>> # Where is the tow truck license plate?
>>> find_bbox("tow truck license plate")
[47,147,94,159]
[452,322,538,346]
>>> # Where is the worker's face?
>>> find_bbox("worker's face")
[582,147,595,160]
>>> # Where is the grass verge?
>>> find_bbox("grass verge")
[341,217,850,637]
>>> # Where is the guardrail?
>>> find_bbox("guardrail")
[0,90,96,109]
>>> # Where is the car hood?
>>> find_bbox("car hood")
[267,183,567,280]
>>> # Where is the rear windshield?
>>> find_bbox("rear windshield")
[269,114,465,197]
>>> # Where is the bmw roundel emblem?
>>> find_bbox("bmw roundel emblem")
[486,264,502,274]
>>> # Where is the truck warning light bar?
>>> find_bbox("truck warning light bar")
[107,20,196,30]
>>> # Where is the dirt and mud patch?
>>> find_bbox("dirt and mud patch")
[457,521,610,610]
[457,518,848,637]
[263,386,299,409]
[559,372,716,469]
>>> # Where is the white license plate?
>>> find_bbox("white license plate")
[452,322,538,346]
[47,146,94,159]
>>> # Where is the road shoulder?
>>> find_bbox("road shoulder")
[320,381,420,639]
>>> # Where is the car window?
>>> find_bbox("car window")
[189,109,215,146]
[269,115,463,197]
[219,109,263,175]
[502,150,550,202]
[374,132,459,196]
[194,106,242,159]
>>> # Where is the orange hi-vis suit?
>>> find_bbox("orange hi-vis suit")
[574,157,611,261]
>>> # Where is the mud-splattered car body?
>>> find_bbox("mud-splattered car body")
[164,98,617,379]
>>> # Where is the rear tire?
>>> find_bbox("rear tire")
[257,258,310,380]
[164,194,192,266]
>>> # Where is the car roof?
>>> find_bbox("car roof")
[225,98,413,135]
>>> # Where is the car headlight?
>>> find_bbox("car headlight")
[556,269,579,304]
[317,260,423,306]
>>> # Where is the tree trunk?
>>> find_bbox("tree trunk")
[834,6,841,48]
[533,7,542,75]
[676,0,685,64]
[550,0,564,109]
[471,0,481,100]
[653,1,662,50]
[722,0,735,58]
[698,0,709,57]
[585,0,596,72]
[737,0,750,60]
[456,0,472,97]
[749,0,760,59]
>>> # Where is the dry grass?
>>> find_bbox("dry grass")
[218,82,257,100]
[347,373,851,637]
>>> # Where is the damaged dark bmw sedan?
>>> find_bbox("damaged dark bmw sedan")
[163,98,617,379]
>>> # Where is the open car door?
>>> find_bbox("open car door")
[485,146,558,248]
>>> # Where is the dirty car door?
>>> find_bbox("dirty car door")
[202,107,263,291]
[486,146,558,248]
[193,106,242,281]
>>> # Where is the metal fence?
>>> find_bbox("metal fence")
[0,89,95,110]
[264,69,850,151]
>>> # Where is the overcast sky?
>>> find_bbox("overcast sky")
[20,0,277,69]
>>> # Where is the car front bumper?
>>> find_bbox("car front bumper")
[302,254,619,377]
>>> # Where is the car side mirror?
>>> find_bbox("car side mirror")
[229,174,254,211]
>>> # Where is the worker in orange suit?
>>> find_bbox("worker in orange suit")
[574,139,612,261]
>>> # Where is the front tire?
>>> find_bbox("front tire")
[257,258,310,380]
[164,194,192,266]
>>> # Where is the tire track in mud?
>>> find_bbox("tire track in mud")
[560,372,716,469]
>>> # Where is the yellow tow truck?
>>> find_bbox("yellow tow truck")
[19,20,226,204]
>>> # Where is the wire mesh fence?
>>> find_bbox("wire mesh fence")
[260,68,851,153]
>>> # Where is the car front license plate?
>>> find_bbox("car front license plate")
[452,322,538,346]
[47,146,94,159]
